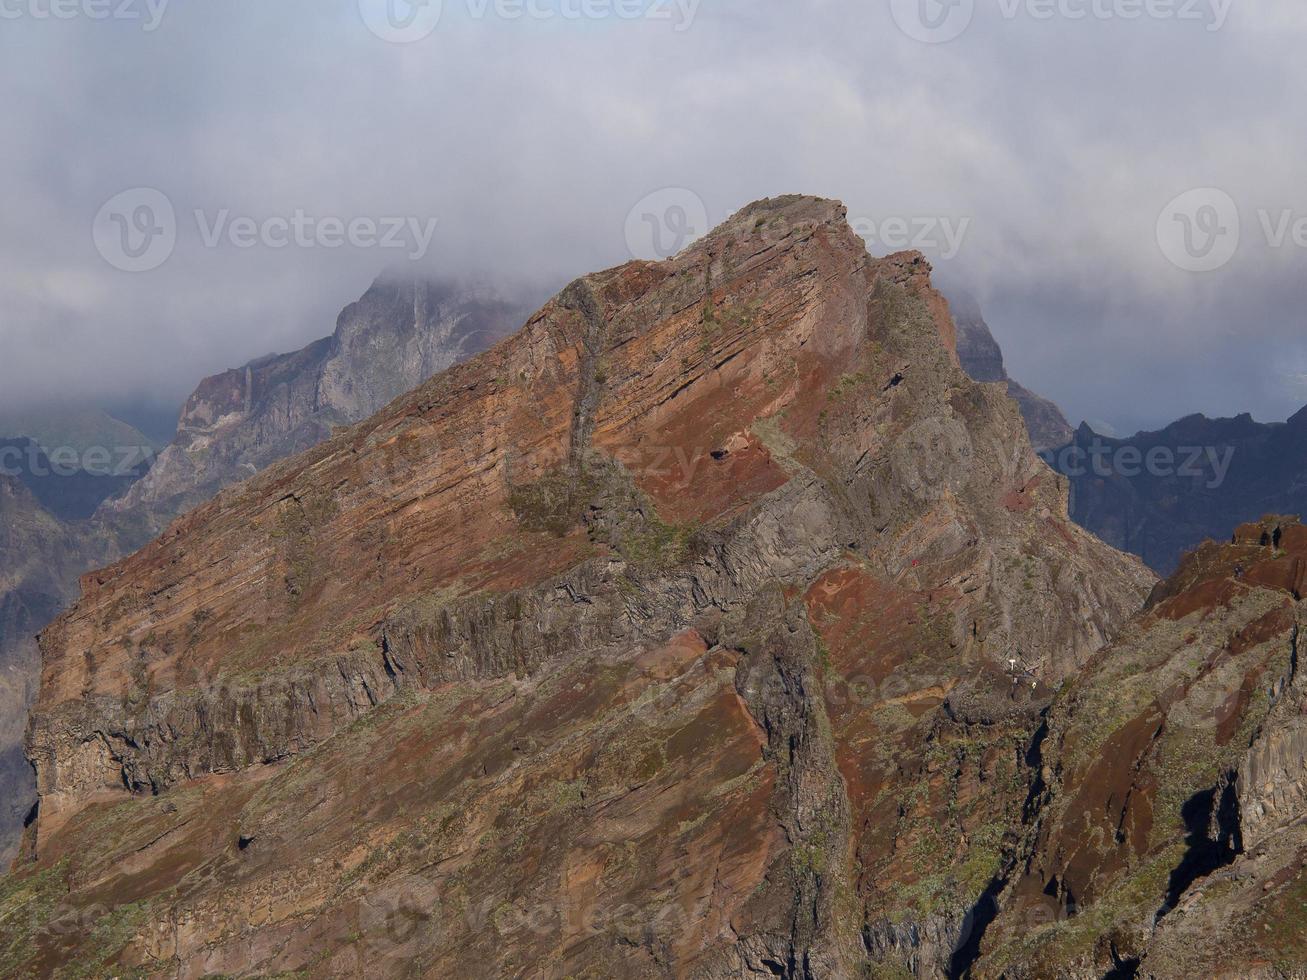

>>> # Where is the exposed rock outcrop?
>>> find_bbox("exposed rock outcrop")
[4,196,1152,977]
[973,516,1307,978]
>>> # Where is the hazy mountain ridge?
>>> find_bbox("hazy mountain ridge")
[103,276,531,534]
[948,292,1307,577]
[1056,409,1307,574]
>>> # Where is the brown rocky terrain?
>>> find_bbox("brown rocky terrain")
[2,196,1157,977]
[973,516,1307,978]
[948,289,1074,453]
[0,277,527,872]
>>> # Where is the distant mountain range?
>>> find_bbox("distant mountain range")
[1054,410,1307,574]
[947,290,1307,575]
[0,406,158,459]
[0,437,151,522]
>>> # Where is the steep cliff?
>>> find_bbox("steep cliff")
[4,197,1152,977]
[973,516,1307,978]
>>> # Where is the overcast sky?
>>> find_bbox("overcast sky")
[2,0,1305,437]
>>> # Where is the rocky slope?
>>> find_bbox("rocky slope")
[0,480,124,868]
[0,277,526,872]
[949,289,1074,452]
[1054,411,1307,575]
[973,516,1307,978]
[104,275,528,534]
[3,196,1153,977]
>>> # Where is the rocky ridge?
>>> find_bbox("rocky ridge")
[5,196,1153,977]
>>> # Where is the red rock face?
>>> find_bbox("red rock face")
[8,196,1153,977]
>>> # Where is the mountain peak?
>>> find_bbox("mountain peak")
[17,199,1151,976]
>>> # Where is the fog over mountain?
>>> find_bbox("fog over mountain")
[2,2,1306,435]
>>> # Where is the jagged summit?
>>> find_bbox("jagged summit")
[13,197,1151,976]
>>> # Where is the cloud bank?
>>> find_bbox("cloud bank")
[1,0,1304,435]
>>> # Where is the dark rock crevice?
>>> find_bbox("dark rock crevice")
[1155,778,1243,923]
